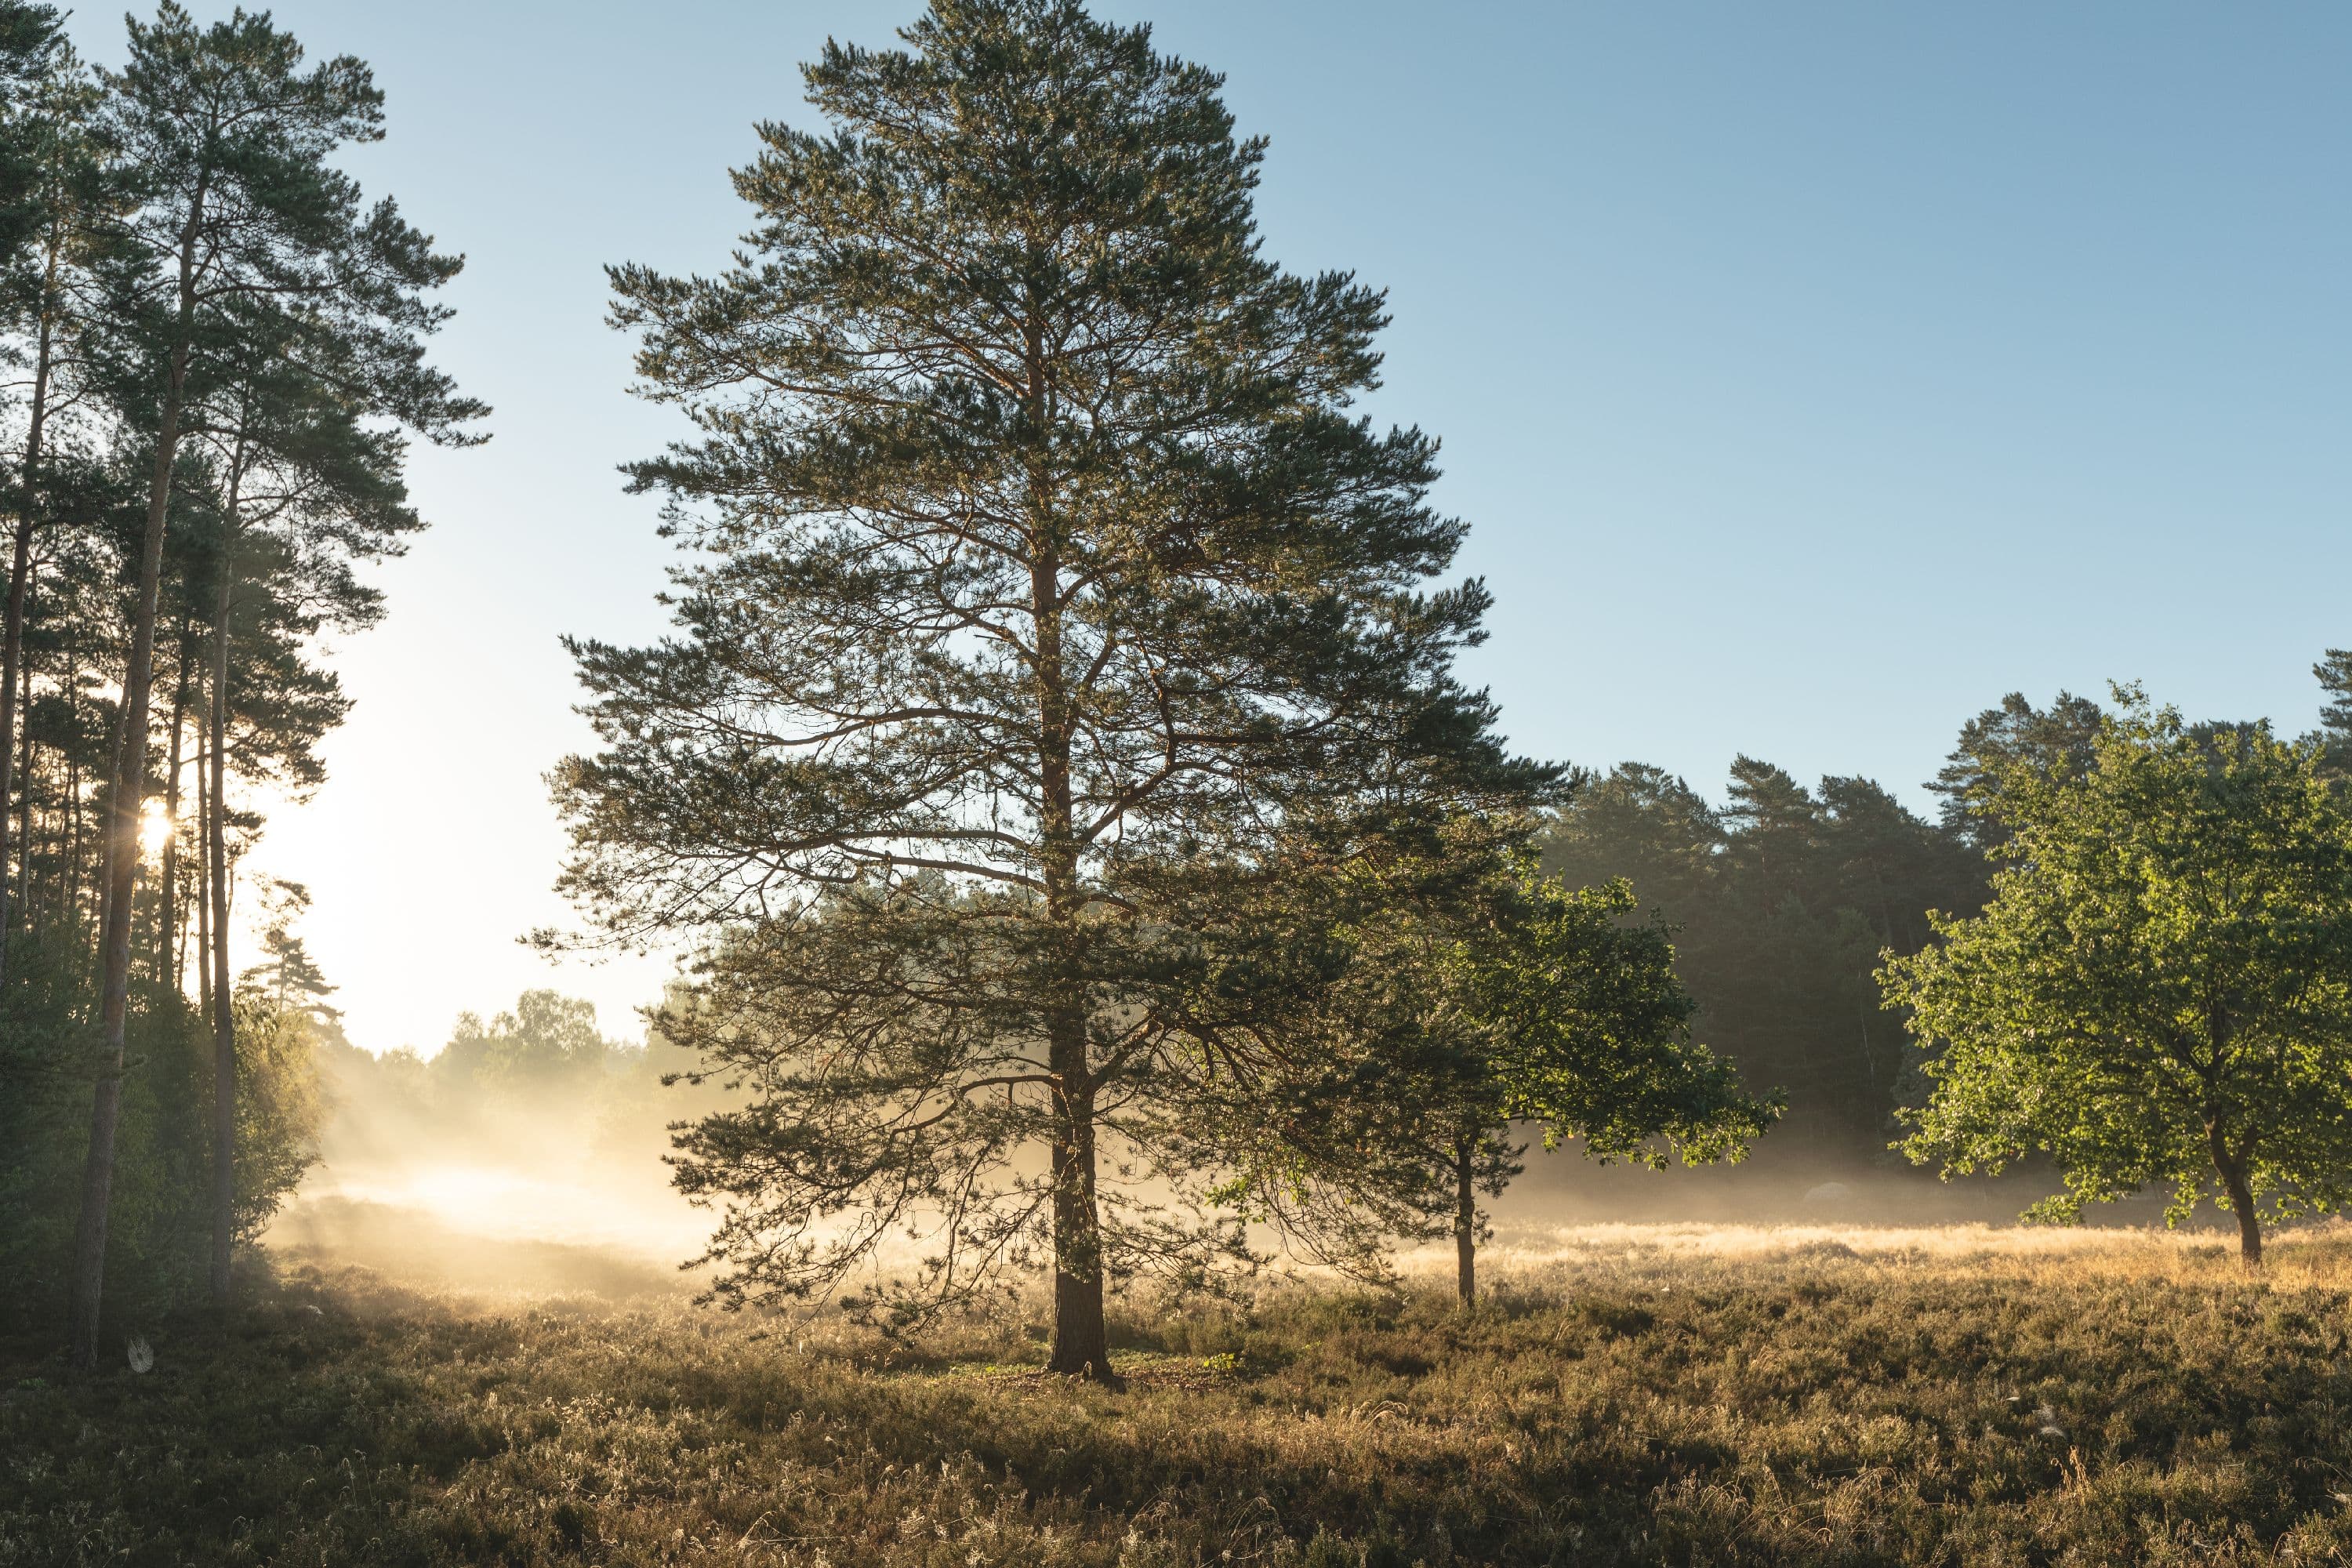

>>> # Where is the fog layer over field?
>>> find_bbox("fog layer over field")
[266,997,2242,1304]
[265,996,721,1298]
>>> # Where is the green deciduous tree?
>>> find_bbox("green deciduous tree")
[556,0,1544,1377]
[1886,693,2352,1265]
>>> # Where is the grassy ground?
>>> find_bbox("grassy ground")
[9,1230,2352,1566]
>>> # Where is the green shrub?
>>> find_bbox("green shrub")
[0,941,322,1338]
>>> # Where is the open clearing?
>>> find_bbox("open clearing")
[9,1225,2352,1566]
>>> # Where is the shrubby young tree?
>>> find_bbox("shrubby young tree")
[1886,694,2352,1265]
[236,877,339,1025]
[1327,835,1775,1305]
[557,0,1544,1376]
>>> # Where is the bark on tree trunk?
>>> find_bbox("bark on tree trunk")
[194,750,210,1021]
[2216,1160,2261,1265]
[205,504,237,1305]
[157,654,187,985]
[61,713,76,925]
[67,197,204,1370]
[1454,1135,1478,1308]
[16,656,34,928]
[1045,1029,1112,1381]
[1023,332,1116,1385]
[0,272,57,989]
[2230,1190,2263,1268]
[2210,1120,2262,1268]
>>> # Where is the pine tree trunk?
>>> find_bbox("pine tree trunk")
[1454,1135,1478,1307]
[17,655,34,930]
[1025,435,1114,1384]
[67,195,205,1372]
[0,260,58,989]
[1045,1038,1112,1380]
[61,711,77,929]
[194,753,210,1021]
[157,653,187,986]
[205,499,237,1305]
[89,673,126,986]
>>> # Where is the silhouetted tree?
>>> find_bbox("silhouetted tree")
[70,2,475,1362]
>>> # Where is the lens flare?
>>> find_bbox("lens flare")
[138,799,173,861]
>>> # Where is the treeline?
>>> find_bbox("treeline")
[1543,760,1980,1149]
[1548,676,2350,1161]
[1536,692,2097,1151]
[0,1,475,1358]
[311,989,722,1179]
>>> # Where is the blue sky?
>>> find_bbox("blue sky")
[55,2,2352,1053]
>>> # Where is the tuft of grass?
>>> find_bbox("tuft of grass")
[9,1231,2352,1564]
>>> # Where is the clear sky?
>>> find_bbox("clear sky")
[54,2,2352,1057]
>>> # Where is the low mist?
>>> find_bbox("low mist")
[267,991,721,1299]
[265,985,2234,1308]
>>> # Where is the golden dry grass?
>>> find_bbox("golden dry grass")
[9,1223,2352,1566]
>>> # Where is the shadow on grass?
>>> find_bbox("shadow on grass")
[9,1233,2352,1564]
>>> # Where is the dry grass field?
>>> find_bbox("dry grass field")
[9,1223,2352,1566]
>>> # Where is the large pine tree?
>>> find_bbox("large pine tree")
[557,0,1544,1377]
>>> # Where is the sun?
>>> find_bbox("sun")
[139,799,173,861]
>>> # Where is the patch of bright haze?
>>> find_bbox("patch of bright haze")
[137,798,172,862]
[288,1161,709,1262]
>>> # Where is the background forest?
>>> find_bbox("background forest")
[0,0,480,1352]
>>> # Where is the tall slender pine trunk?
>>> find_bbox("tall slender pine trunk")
[16,655,34,930]
[67,200,203,1371]
[0,292,56,989]
[157,649,187,985]
[205,468,239,1304]
[194,746,210,1021]
[60,670,78,929]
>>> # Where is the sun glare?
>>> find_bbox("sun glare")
[138,799,172,861]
